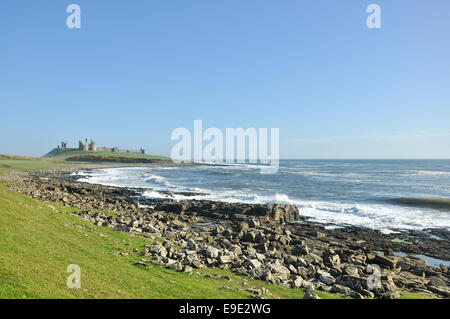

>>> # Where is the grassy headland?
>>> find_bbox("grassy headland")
[43,148,172,164]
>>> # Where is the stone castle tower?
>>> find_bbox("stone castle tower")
[71,138,146,154]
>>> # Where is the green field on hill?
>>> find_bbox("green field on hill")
[43,148,171,162]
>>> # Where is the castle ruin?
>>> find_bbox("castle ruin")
[58,139,146,154]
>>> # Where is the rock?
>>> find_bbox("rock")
[190,260,205,268]
[242,231,256,243]
[245,259,263,270]
[381,291,401,299]
[187,239,198,250]
[292,244,309,256]
[114,226,131,232]
[303,292,321,299]
[427,286,450,297]
[288,264,297,274]
[219,255,232,264]
[302,281,317,291]
[261,270,275,284]
[268,262,291,281]
[373,255,400,269]
[297,266,310,279]
[338,275,367,291]
[344,266,360,277]
[347,291,364,299]
[428,276,445,287]
[248,218,260,228]
[229,245,242,255]
[317,282,332,292]
[309,231,327,238]
[291,276,303,288]
[359,289,375,298]
[205,246,220,258]
[183,265,193,273]
[331,284,351,295]
[148,244,167,257]
[319,273,336,286]
[163,258,177,266]
[255,252,266,262]
[246,287,268,296]
[254,242,268,253]
[324,254,341,267]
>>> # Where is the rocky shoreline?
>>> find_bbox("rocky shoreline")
[5,167,450,299]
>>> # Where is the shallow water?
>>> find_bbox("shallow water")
[394,252,450,267]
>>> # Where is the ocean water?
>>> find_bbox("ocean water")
[74,160,450,234]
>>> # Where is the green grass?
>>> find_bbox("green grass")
[398,290,436,299]
[0,155,80,174]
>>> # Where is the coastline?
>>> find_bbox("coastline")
[3,164,449,299]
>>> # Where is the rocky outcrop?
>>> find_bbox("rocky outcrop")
[154,201,299,225]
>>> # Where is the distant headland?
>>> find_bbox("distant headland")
[41,139,171,164]
[58,138,146,154]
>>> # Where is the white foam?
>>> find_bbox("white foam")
[408,170,450,177]
[77,166,450,234]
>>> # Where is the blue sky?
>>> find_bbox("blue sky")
[1,0,449,158]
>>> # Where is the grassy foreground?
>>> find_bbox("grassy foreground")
[0,158,430,299]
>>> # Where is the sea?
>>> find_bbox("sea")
[74,159,450,234]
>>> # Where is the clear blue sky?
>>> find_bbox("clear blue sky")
[1,0,449,158]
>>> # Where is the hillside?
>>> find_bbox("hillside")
[43,148,172,163]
